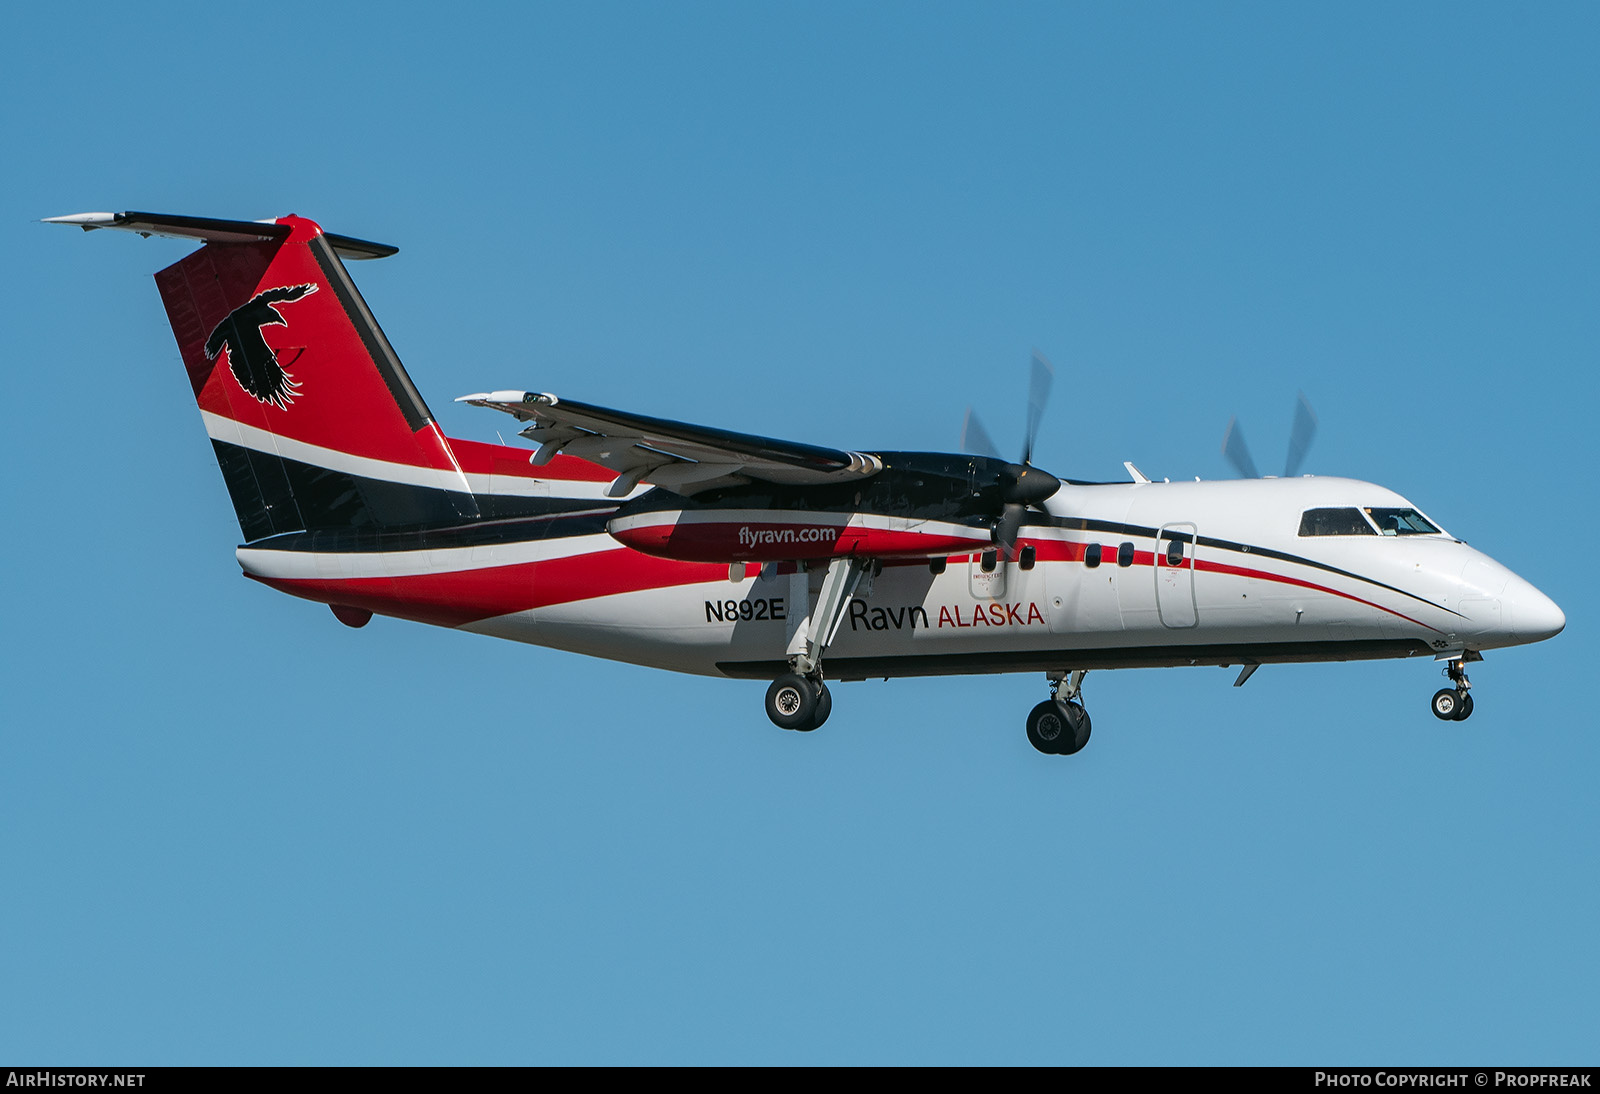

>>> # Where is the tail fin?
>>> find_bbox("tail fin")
[63,211,479,541]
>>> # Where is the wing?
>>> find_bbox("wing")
[456,391,883,497]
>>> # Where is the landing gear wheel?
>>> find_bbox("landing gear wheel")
[792,683,832,732]
[1057,701,1092,755]
[1026,700,1067,754]
[1431,688,1464,721]
[800,684,832,731]
[1027,700,1090,755]
[1453,692,1474,721]
[766,673,819,730]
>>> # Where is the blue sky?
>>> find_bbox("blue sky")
[3,2,1595,1064]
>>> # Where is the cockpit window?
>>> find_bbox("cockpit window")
[1298,508,1376,537]
[1364,507,1440,536]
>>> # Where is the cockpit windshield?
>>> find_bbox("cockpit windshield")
[1298,506,1443,537]
[1364,507,1440,536]
[1298,508,1375,536]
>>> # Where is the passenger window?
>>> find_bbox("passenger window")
[980,549,997,573]
[1117,542,1134,568]
[1298,508,1376,537]
[1019,544,1036,571]
[1084,542,1101,568]
[1165,537,1185,566]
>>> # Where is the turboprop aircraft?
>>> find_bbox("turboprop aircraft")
[49,210,1566,755]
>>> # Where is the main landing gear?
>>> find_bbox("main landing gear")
[1026,670,1092,756]
[765,674,832,732]
[763,556,873,733]
[1430,654,1477,722]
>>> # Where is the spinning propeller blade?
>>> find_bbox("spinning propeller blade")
[995,504,1026,557]
[1221,416,1260,479]
[960,408,1002,461]
[961,350,1062,559]
[1284,391,1318,478]
[1022,348,1054,467]
[1221,394,1317,479]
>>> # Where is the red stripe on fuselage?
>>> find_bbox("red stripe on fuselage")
[944,536,1441,632]
[251,548,730,628]
[1191,557,1439,631]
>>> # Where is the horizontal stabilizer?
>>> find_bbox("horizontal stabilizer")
[44,211,398,260]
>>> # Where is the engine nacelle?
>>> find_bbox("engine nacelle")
[606,506,991,562]
[605,455,1027,563]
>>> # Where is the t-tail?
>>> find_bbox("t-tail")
[49,211,482,541]
[51,211,729,634]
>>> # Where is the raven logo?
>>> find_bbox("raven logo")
[204,284,319,409]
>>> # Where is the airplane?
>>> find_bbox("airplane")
[48,210,1566,755]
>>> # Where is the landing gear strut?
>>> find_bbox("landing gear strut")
[764,557,872,732]
[1430,655,1476,721]
[1026,670,1091,755]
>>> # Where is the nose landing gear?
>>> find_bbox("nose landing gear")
[1430,655,1477,721]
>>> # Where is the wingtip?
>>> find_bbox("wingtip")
[43,212,117,228]
[455,390,548,405]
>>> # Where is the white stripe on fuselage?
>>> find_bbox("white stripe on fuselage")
[238,530,621,580]
[199,409,638,501]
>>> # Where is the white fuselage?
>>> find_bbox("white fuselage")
[430,476,1561,679]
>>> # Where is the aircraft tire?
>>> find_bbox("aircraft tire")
[1058,701,1092,755]
[1452,692,1474,721]
[792,683,831,732]
[1025,700,1067,754]
[1431,688,1462,721]
[766,674,819,730]
[803,684,832,731]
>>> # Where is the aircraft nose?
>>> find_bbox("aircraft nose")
[1508,577,1565,644]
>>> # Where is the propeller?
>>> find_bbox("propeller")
[1022,347,1053,467]
[1284,392,1318,478]
[961,349,1062,558]
[1221,392,1318,479]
